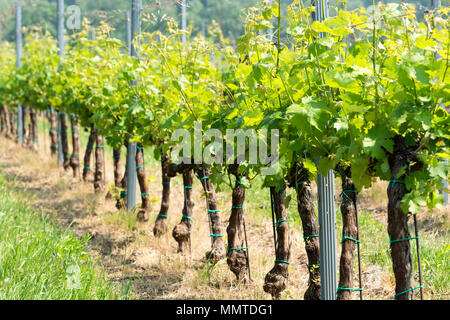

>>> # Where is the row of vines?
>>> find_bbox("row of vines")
[0,0,448,300]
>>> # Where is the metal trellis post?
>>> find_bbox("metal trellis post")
[181,0,187,44]
[315,0,338,300]
[126,1,141,211]
[126,11,131,56]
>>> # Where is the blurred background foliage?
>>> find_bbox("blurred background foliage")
[0,0,444,44]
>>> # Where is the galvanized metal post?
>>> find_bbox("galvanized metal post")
[57,0,65,167]
[90,27,95,42]
[317,169,337,300]
[181,0,187,44]
[57,0,65,64]
[126,0,141,211]
[126,11,131,56]
[16,2,23,145]
[314,0,338,300]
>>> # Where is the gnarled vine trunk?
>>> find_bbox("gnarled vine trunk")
[153,151,171,236]
[226,164,249,282]
[69,114,80,178]
[59,112,70,170]
[49,110,58,155]
[194,165,226,263]
[93,133,105,192]
[106,147,122,199]
[116,140,130,210]
[29,108,38,152]
[263,185,291,300]
[336,164,360,300]
[387,135,422,300]
[83,126,96,182]
[172,169,194,253]
[22,106,29,147]
[27,108,33,149]
[9,112,16,136]
[136,143,151,221]
[0,108,4,133]
[288,162,321,300]
[113,147,122,192]
[1,105,12,139]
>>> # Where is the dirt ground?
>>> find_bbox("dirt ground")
[2,131,443,300]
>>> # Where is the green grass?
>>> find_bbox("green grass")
[418,236,449,298]
[0,173,124,300]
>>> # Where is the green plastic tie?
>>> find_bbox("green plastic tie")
[70,154,79,158]
[162,181,171,185]
[389,235,418,246]
[208,209,220,213]
[113,156,120,159]
[391,179,404,189]
[337,285,363,292]
[210,234,223,237]
[201,176,209,181]
[84,166,94,170]
[51,144,58,148]
[158,214,168,219]
[394,286,423,300]
[137,146,144,150]
[142,193,150,198]
[276,218,289,228]
[136,166,145,169]
[96,145,104,149]
[120,191,127,195]
[232,206,243,209]
[303,234,319,240]
[275,260,290,265]
[341,190,357,200]
[182,215,193,222]
[342,230,360,244]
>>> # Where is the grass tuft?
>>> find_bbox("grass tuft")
[0,173,122,300]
